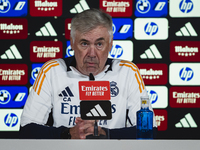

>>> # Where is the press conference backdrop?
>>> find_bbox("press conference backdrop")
[0,0,200,139]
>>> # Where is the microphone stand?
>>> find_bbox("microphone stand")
[86,120,107,139]
[86,73,107,139]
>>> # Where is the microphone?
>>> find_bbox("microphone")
[89,73,95,81]
[79,73,112,139]
[89,73,98,137]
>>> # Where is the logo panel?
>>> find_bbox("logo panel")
[170,87,200,108]
[0,0,28,17]
[30,41,63,62]
[109,40,133,61]
[0,64,28,85]
[35,22,57,36]
[79,81,111,100]
[154,109,167,131]
[112,18,133,39]
[169,63,200,85]
[65,41,74,58]
[135,0,168,17]
[170,41,200,62]
[0,86,27,108]
[175,113,197,128]
[0,45,22,59]
[65,18,72,39]
[99,0,132,17]
[0,109,23,131]
[170,0,200,17]
[30,64,43,85]
[70,0,90,14]
[134,18,168,40]
[0,19,28,39]
[146,86,168,108]
[175,22,197,36]
[80,101,112,120]
[140,44,162,59]
[137,63,168,85]
[30,0,62,16]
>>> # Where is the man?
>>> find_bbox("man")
[20,8,157,139]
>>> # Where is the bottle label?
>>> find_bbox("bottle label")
[141,99,149,109]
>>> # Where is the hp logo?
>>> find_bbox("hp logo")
[147,90,158,104]
[0,90,11,105]
[179,67,194,81]
[0,0,11,13]
[144,22,158,36]
[31,67,41,80]
[4,113,18,127]
[136,0,151,14]
[110,45,123,58]
[179,0,193,13]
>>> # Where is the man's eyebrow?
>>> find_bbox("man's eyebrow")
[79,38,105,42]
[95,37,105,42]
[79,39,89,42]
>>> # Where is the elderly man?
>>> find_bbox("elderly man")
[19,8,157,139]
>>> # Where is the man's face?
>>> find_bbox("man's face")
[70,26,113,76]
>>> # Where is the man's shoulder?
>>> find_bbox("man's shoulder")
[111,59,138,72]
[41,58,68,73]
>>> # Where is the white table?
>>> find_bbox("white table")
[1,139,200,150]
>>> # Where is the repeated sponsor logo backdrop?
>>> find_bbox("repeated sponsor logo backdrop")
[0,0,200,139]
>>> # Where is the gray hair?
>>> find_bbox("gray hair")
[70,8,113,43]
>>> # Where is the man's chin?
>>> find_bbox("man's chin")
[86,67,98,76]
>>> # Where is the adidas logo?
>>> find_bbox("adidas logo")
[140,44,162,59]
[86,104,107,117]
[70,0,90,13]
[175,113,197,128]
[35,22,57,36]
[1,45,22,59]
[59,87,74,97]
[175,22,198,36]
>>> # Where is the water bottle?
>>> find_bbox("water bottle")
[136,96,153,139]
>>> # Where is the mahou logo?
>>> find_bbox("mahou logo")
[0,64,28,85]
[30,0,62,16]
[137,63,168,85]
[30,41,63,62]
[0,19,28,39]
[99,0,132,17]
[170,41,200,62]
[154,109,167,131]
[170,87,200,108]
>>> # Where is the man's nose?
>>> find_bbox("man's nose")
[88,45,96,57]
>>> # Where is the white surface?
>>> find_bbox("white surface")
[1,140,200,150]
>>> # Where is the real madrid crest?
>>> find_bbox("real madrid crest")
[110,81,119,97]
